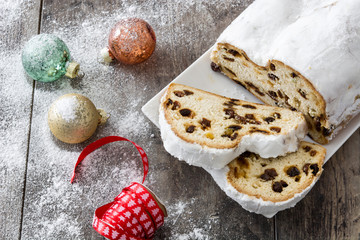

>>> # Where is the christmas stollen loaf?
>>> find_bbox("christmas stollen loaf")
[159,83,307,169]
[210,0,360,144]
[206,141,326,218]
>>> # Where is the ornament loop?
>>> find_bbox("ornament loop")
[65,61,80,78]
[97,109,110,125]
[100,47,115,63]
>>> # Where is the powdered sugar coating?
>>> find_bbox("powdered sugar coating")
[52,95,78,122]
[159,92,307,169]
[217,0,360,139]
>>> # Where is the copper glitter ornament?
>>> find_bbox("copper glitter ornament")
[48,93,108,144]
[101,18,156,65]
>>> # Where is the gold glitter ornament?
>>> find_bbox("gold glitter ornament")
[48,93,108,144]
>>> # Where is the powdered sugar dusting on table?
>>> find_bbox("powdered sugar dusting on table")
[173,228,210,240]
[163,198,218,239]
[0,0,34,31]
[0,1,34,173]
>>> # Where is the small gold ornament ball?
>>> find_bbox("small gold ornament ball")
[48,93,102,144]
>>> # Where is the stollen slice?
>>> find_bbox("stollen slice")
[159,83,307,169]
[207,141,326,217]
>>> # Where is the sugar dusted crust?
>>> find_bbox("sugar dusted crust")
[211,43,329,144]
[210,0,360,144]
[226,142,325,202]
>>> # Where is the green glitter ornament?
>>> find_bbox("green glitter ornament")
[22,34,80,82]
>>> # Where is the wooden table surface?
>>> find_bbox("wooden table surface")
[1,0,359,239]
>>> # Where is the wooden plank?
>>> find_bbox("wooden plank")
[0,0,41,239]
[276,129,360,239]
[20,0,274,239]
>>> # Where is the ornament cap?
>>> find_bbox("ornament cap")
[65,61,80,78]
[100,47,114,63]
[97,109,109,125]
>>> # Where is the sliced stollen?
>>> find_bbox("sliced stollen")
[207,141,326,218]
[159,83,307,169]
[210,0,360,144]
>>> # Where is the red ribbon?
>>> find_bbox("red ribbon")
[71,136,149,184]
[71,136,165,240]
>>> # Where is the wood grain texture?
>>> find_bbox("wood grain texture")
[0,0,358,239]
[20,0,273,239]
[276,129,360,240]
[0,0,41,239]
